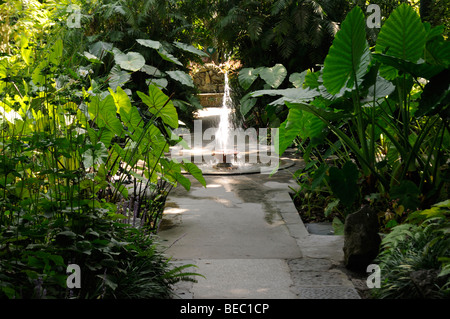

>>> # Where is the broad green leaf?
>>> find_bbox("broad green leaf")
[89,41,113,59]
[286,102,349,123]
[166,70,194,87]
[136,39,162,50]
[375,4,426,79]
[20,36,32,65]
[289,71,307,88]
[157,48,182,66]
[82,51,102,64]
[0,59,7,79]
[332,217,345,235]
[114,51,146,72]
[372,53,444,79]
[140,65,163,77]
[88,95,124,137]
[109,86,131,113]
[425,37,450,67]
[238,67,260,90]
[121,106,143,132]
[175,172,191,191]
[303,69,320,89]
[82,142,109,168]
[109,87,143,131]
[87,127,114,148]
[32,60,48,85]
[146,78,168,89]
[323,6,369,95]
[258,64,287,89]
[362,75,396,102]
[137,85,178,128]
[311,163,328,190]
[182,162,206,187]
[328,161,359,207]
[375,4,426,62]
[49,39,63,66]
[240,94,257,117]
[276,116,300,156]
[251,87,319,105]
[325,199,340,217]
[108,65,131,90]
[173,41,209,57]
[284,106,326,145]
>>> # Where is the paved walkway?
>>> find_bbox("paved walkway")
[158,158,361,299]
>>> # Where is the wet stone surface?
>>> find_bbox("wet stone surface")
[297,287,361,299]
[160,157,361,299]
[288,258,361,299]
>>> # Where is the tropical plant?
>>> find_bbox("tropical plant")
[0,0,204,299]
[246,4,449,229]
[58,0,209,129]
[212,0,348,70]
[372,200,450,299]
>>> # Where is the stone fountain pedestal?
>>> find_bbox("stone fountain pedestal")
[212,150,239,169]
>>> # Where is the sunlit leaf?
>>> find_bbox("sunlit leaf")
[137,85,178,128]
[157,48,182,66]
[375,4,426,79]
[108,65,131,90]
[137,39,162,50]
[238,67,261,90]
[166,70,194,87]
[114,51,146,72]
[258,64,287,89]
[173,41,208,57]
[323,6,369,94]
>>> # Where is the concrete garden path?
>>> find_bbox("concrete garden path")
[158,157,361,299]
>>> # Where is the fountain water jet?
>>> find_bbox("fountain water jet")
[170,68,294,175]
[212,72,238,169]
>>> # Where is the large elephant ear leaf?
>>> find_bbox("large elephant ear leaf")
[375,3,426,79]
[114,51,146,72]
[323,6,369,95]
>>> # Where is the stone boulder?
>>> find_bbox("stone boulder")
[343,206,381,272]
[410,269,449,298]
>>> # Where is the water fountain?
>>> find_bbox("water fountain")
[211,72,239,169]
[170,70,294,175]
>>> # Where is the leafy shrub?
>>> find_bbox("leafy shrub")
[242,4,450,231]
[61,0,207,129]
[0,0,204,299]
[0,207,200,299]
[372,200,450,299]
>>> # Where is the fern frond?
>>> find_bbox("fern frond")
[381,223,417,249]
[248,16,264,41]
[271,0,291,16]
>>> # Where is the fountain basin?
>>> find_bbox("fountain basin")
[170,145,294,175]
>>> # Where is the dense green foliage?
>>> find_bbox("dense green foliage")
[62,0,210,128]
[243,4,449,229]
[0,0,204,299]
[373,200,449,298]
[239,3,449,298]
[0,0,448,300]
